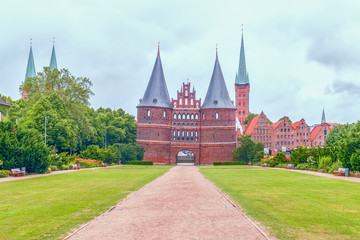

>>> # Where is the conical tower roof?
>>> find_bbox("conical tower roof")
[235,33,249,85]
[201,51,236,110]
[49,43,58,70]
[137,47,172,109]
[25,44,36,80]
[321,108,326,123]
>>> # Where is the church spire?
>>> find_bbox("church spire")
[235,27,249,85]
[49,38,58,70]
[25,40,36,80]
[137,46,172,109]
[201,49,236,110]
[321,108,326,123]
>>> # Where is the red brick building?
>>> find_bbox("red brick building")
[137,48,236,165]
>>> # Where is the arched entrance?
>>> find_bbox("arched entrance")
[176,150,195,165]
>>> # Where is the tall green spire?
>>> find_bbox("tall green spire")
[235,30,249,85]
[321,108,326,123]
[25,42,36,80]
[49,41,58,70]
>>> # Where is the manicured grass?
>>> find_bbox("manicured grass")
[111,165,173,169]
[200,169,360,240]
[198,165,259,169]
[0,169,167,240]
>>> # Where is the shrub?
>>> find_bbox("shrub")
[50,165,58,171]
[328,160,343,173]
[213,162,243,165]
[318,156,333,171]
[295,163,309,170]
[350,151,360,171]
[0,170,10,178]
[126,161,153,165]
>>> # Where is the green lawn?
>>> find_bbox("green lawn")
[198,165,260,169]
[111,165,173,169]
[0,169,167,240]
[200,169,360,240]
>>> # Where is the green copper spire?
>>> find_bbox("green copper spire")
[321,108,326,123]
[235,29,249,85]
[49,39,58,70]
[25,41,36,80]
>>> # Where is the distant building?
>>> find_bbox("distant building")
[136,47,236,165]
[22,41,58,99]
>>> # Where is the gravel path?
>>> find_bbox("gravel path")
[0,166,120,183]
[67,166,269,240]
[281,168,360,183]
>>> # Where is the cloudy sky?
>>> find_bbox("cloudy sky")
[1,0,359,125]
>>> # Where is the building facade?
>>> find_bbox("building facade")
[136,48,236,165]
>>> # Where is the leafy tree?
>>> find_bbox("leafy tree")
[243,113,258,125]
[232,135,264,164]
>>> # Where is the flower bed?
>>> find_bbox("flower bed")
[75,158,103,163]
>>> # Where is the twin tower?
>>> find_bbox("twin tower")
[136,37,250,165]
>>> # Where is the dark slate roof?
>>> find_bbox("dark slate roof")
[201,55,236,110]
[137,51,172,109]
[49,44,58,70]
[235,33,249,85]
[25,45,36,80]
[0,98,11,107]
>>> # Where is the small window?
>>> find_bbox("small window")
[174,102,177,108]
[185,99,188,106]
[187,114,190,120]
[215,112,219,120]
[202,113,205,120]
[147,109,150,117]
[182,114,186,120]
[173,131,176,136]
[191,114,194,120]
[173,113,177,119]
[195,114,199,120]
[178,113,181,119]
[191,99,193,106]
[179,99,182,106]
[185,90,188,96]
[195,131,198,137]
[163,110,167,118]
[254,136,256,141]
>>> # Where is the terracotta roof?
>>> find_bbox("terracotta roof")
[291,121,301,129]
[245,115,260,135]
[310,125,321,141]
[272,120,281,129]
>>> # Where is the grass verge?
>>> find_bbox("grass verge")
[0,169,167,240]
[111,165,173,169]
[200,169,360,240]
[198,165,259,169]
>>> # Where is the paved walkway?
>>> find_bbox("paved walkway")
[0,166,120,183]
[67,166,269,240]
[281,168,360,183]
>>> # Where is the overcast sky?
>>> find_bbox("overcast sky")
[1,0,359,125]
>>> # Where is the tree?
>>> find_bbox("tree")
[243,113,258,125]
[232,135,264,164]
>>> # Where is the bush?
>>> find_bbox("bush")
[295,163,310,170]
[126,161,153,165]
[318,156,333,171]
[50,165,58,171]
[328,160,343,173]
[77,161,102,168]
[213,161,243,165]
[350,151,360,171]
[0,170,10,178]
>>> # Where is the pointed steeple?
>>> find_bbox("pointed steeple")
[25,41,36,80]
[49,38,58,70]
[321,108,326,123]
[137,46,172,109]
[235,28,249,85]
[201,50,236,109]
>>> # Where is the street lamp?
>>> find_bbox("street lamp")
[45,116,48,145]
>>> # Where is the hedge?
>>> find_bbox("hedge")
[126,161,153,165]
[0,170,10,178]
[213,161,243,166]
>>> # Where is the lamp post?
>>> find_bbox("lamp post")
[45,116,48,145]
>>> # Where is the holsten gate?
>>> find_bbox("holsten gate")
[136,47,237,165]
